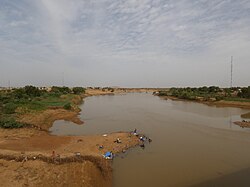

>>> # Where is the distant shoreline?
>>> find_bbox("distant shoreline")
[158,95,250,110]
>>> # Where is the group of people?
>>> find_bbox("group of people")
[132,129,152,149]
[242,120,250,123]
[103,128,152,159]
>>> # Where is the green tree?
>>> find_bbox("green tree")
[208,86,220,93]
[12,88,26,99]
[51,86,71,94]
[72,87,85,94]
[238,86,250,98]
[24,85,41,97]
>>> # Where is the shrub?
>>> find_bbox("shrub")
[63,103,71,110]
[24,85,42,97]
[158,91,168,96]
[208,86,220,93]
[238,86,250,99]
[72,87,85,94]
[12,88,26,99]
[0,118,24,128]
[12,86,44,99]
[51,86,71,94]
[3,102,17,114]
[215,96,223,101]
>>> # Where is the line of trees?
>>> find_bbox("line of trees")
[8,86,86,99]
[158,86,250,101]
[237,87,250,99]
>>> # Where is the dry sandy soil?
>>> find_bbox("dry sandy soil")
[85,88,158,96]
[0,128,140,187]
[17,109,83,131]
[0,159,108,187]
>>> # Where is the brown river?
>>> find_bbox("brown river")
[50,93,250,187]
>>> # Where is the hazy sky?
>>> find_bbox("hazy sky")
[0,0,250,87]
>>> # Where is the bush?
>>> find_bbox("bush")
[51,86,71,95]
[24,85,42,97]
[63,103,71,110]
[238,86,250,99]
[215,96,223,101]
[158,91,168,96]
[3,102,17,114]
[208,86,220,93]
[12,88,26,99]
[0,94,10,102]
[0,118,24,128]
[72,87,85,94]
[12,86,44,99]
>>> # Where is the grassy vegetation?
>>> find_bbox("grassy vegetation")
[157,86,250,102]
[0,86,86,128]
[223,97,250,102]
[0,117,24,129]
[20,95,75,111]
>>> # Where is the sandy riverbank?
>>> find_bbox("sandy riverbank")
[0,89,146,187]
[0,128,141,186]
[158,95,250,130]
[159,95,250,109]
[85,88,158,96]
[234,121,250,128]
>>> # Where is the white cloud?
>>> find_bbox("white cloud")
[0,0,250,87]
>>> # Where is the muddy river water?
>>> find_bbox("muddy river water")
[51,93,250,187]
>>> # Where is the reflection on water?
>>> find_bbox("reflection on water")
[50,93,250,187]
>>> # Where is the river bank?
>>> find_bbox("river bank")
[158,95,250,110]
[234,120,250,128]
[0,88,146,187]
[0,128,140,186]
[157,95,250,131]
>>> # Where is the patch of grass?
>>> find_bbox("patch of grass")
[63,103,71,110]
[14,95,74,111]
[0,117,24,129]
[223,97,250,102]
[3,102,17,114]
